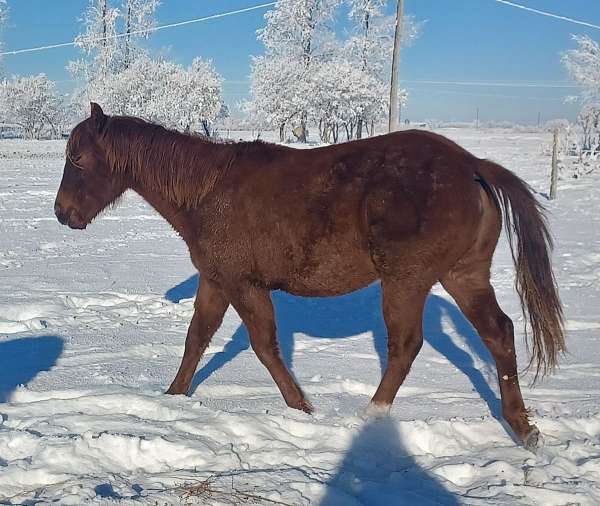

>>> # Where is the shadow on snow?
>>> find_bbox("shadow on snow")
[0,335,64,403]
[319,417,462,505]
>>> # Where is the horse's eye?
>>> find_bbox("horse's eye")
[68,153,85,170]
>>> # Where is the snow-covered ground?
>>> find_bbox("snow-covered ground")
[1,129,599,505]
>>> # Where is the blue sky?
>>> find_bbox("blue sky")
[1,0,599,122]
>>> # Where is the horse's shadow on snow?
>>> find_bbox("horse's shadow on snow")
[319,416,462,505]
[166,274,500,419]
[0,335,64,403]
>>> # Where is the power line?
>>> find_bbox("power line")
[406,87,566,101]
[224,78,578,89]
[402,79,579,89]
[493,0,600,30]
[0,2,277,57]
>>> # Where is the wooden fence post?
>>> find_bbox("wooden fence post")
[550,129,559,200]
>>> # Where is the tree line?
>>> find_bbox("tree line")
[1,1,598,149]
[0,0,420,141]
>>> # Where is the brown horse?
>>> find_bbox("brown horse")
[55,103,564,451]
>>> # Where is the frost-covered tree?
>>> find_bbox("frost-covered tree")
[69,0,160,83]
[311,59,385,142]
[345,0,420,137]
[577,103,600,154]
[248,0,421,142]
[0,74,64,139]
[563,35,600,103]
[150,57,224,135]
[69,1,223,135]
[85,54,223,134]
[246,54,308,141]
[247,54,393,144]
[259,0,339,63]
[563,36,600,165]
[122,0,160,68]
[72,0,121,79]
[249,0,341,141]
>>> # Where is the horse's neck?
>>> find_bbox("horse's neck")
[108,123,236,243]
[108,122,229,210]
[131,182,194,244]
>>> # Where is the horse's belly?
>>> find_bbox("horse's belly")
[280,242,378,297]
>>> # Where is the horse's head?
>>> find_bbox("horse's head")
[54,103,127,229]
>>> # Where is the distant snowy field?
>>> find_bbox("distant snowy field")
[1,129,599,505]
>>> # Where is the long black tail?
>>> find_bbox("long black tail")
[476,159,565,380]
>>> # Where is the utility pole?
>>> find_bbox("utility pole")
[388,0,404,133]
[550,129,559,200]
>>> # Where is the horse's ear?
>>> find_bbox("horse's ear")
[90,102,106,132]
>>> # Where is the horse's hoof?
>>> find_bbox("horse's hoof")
[287,397,313,414]
[299,398,314,414]
[165,385,187,395]
[364,401,391,419]
[523,425,543,454]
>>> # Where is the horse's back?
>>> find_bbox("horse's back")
[204,130,487,295]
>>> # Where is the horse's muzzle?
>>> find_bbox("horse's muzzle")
[54,204,86,229]
[54,203,69,225]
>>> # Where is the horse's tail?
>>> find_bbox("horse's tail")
[476,159,565,381]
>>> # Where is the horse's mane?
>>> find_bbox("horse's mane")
[97,116,274,209]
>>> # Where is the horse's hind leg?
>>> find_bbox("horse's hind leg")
[368,280,430,415]
[441,262,540,450]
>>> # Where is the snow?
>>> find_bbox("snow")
[1,128,600,504]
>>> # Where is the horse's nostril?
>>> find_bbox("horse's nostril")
[54,204,68,225]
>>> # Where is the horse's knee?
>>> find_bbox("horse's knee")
[388,332,423,365]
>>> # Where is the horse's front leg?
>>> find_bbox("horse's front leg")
[229,285,312,413]
[166,278,229,395]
